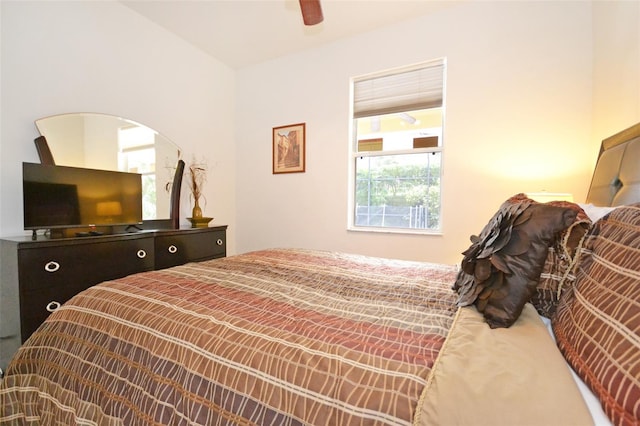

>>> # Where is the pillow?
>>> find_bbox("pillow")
[531,201,591,318]
[577,203,616,223]
[552,204,640,425]
[454,194,577,328]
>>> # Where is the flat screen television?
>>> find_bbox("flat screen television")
[23,162,143,231]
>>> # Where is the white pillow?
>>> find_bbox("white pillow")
[577,203,615,222]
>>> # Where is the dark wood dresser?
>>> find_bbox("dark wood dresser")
[0,226,226,371]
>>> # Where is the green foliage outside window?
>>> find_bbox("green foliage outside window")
[355,154,441,230]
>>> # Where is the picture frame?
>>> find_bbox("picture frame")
[273,123,306,174]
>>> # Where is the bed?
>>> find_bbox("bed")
[1,124,639,426]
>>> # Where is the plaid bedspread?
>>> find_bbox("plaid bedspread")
[0,248,459,425]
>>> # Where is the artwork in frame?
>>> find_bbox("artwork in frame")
[273,123,306,174]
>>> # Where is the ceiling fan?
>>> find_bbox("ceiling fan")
[299,0,323,26]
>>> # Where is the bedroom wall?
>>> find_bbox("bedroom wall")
[235,1,595,265]
[0,1,237,253]
[592,0,640,142]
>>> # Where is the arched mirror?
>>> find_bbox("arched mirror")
[35,113,182,222]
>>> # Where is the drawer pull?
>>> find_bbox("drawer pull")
[46,301,61,312]
[44,261,60,273]
[217,239,224,246]
[137,249,147,259]
[168,245,178,254]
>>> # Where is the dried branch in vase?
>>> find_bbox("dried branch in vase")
[188,161,207,203]
[187,158,208,221]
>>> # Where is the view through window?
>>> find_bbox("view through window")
[118,126,157,219]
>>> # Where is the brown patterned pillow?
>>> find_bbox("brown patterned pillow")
[552,204,640,425]
[454,194,577,328]
[531,201,591,318]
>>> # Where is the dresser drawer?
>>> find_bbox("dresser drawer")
[20,285,82,340]
[155,228,226,269]
[18,236,155,292]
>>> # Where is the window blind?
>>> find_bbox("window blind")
[353,59,445,119]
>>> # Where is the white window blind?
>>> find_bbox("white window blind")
[353,59,444,119]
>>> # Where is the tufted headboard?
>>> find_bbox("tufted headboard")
[586,122,640,207]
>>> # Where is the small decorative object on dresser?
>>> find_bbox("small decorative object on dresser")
[273,122,306,174]
[186,157,213,228]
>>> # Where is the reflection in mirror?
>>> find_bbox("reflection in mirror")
[35,113,181,221]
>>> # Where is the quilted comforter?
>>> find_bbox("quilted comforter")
[0,248,459,425]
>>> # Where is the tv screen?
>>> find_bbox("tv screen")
[23,162,143,230]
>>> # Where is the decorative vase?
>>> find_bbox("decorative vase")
[187,197,212,228]
[192,197,203,219]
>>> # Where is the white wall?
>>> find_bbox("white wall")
[235,1,595,265]
[0,1,237,253]
[592,0,640,141]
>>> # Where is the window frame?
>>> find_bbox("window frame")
[347,59,446,235]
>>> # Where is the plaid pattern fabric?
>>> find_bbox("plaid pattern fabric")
[553,204,640,426]
[532,202,591,318]
[0,249,458,425]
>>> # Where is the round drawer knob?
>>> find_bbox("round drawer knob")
[168,245,178,254]
[137,249,147,259]
[44,261,60,273]
[46,301,61,312]
[217,239,224,246]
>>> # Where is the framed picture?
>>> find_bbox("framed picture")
[273,123,306,174]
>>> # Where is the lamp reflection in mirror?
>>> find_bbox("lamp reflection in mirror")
[96,201,123,222]
[526,192,574,203]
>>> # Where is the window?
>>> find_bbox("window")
[349,59,446,233]
[118,125,157,219]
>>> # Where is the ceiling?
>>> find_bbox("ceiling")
[120,0,463,69]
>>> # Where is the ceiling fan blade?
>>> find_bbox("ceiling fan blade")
[299,0,323,26]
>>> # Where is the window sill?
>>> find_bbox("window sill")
[347,225,443,236]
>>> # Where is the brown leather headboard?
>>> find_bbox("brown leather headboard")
[586,122,640,207]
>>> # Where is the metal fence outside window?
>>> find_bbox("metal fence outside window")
[355,204,433,229]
